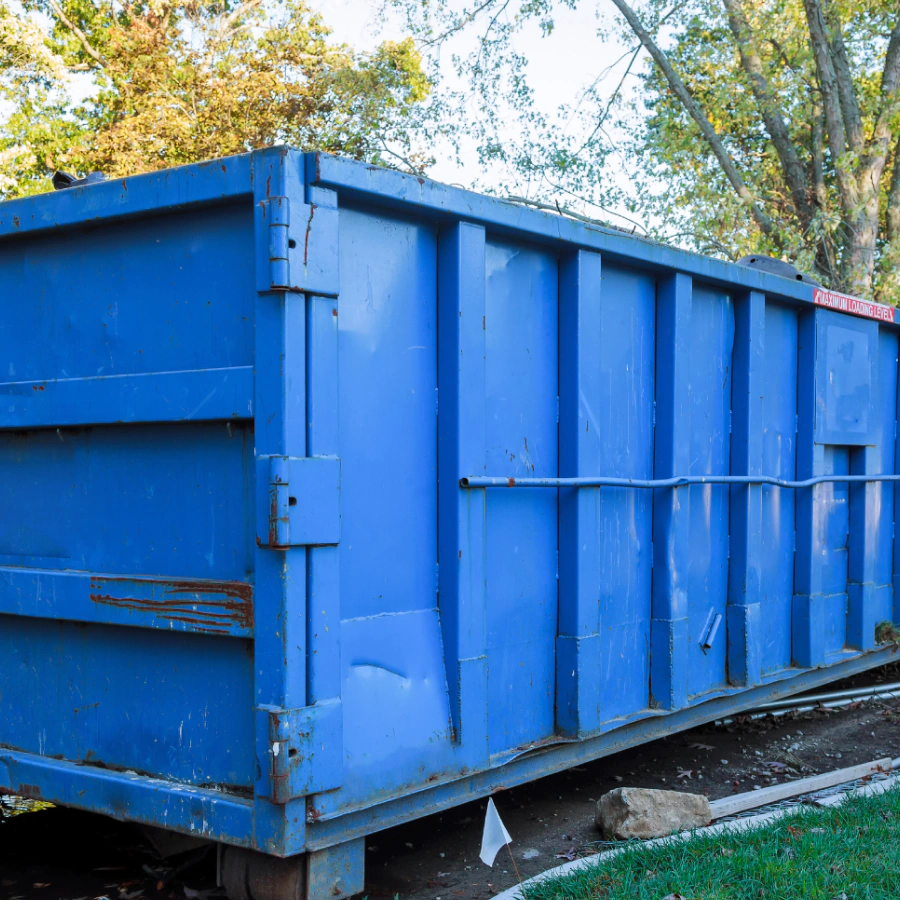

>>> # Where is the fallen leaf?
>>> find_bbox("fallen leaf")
[676,769,694,780]
[688,743,715,751]
[555,847,577,861]
[787,825,802,837]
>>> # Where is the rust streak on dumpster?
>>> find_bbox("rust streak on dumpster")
[89,577,253,634]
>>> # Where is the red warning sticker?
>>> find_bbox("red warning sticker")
[813,287,896,323]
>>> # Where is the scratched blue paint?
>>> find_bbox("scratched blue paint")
[1,148,900,872]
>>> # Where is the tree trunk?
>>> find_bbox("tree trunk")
[842,191,880,297]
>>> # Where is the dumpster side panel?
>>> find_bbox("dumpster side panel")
[594,264,655,722]
[686,286,734,697]
[484,239,559,754]
[759,302,798,674]
[313,204,458,817]
[336,207,438,620]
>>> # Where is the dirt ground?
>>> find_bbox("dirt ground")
[3,664,900,900]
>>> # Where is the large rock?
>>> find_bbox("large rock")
[595,787,712,840]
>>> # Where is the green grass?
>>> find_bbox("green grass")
[522,785,900,900]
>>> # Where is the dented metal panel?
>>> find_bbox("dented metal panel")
[1,147,900,868]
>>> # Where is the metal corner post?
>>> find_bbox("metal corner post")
[251,148,343,857]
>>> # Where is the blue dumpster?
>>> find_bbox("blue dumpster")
[1,147,899,898]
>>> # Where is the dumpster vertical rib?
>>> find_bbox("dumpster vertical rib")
[727,290,765,686]
[793,310,824,667]
[556,249,602,736]
[437,222,489,765]
[305,184,343,721]
[650,273,692,709]
[251,148,308,853]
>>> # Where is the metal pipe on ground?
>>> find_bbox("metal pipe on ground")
[715,681,900,725]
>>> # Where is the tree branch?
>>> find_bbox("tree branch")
[504,195,647,234]
[822,0,864,151]
[869,18,900,151]
[47,0,105,67]
[802,0,855,204]
[217,0,264,39]
[810,97,827,209]
[609,0,774,235]
[722,0,812,226]
[422,0,503,47]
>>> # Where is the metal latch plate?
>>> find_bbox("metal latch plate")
[259,699,343,804]
[266,455,341,547]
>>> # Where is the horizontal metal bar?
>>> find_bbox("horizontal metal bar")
[0,366,254,430]
[0,567,254,638]
[0,749,253,846]
[461,473,900,489]
[0,155,251,239]
[307,154,818,309]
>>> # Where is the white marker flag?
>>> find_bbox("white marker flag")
[479,798,513,867]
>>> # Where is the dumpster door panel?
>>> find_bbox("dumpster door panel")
[0,617,255,787]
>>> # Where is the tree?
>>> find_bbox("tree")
[395,0,900,301]
[0,0,432,198]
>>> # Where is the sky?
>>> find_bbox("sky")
[309,0,646,225]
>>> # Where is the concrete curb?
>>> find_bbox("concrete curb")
[493,772,900,900]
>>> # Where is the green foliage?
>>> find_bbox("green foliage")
[394,0,900,299]
[0,0,432,197]
[523,784,900,900]
[625,0,900,298]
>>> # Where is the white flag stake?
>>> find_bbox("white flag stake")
[480,798,513,867]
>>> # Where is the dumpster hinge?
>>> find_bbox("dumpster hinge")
[259,699,343,804]
[257,197,340,296]
[266,455,341,547]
